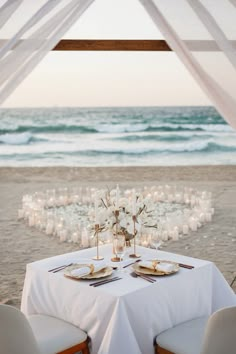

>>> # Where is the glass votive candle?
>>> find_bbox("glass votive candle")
[169,230,174,240]
[161,230,168,241]
[45,221,54,235]
[72,231,79,243]
[18,209,24,219]
[175,193,182,203]
[29,214,35,227]
[172,227,179,241]
[205,213,212,222]
[182,224,189,235]
[189,218,197,231]
[199,213,205,223]
[59,229,68,242]
[81,227,89,248]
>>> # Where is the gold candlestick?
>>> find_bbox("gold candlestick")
[129,215,141,258]
[92,224,104,261]
[111,210,122,262]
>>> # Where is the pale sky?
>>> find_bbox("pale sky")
[1,0,211,108]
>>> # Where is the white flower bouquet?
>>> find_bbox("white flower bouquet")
[89,186,157,241]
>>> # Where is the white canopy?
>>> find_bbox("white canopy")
[0,0,236,129]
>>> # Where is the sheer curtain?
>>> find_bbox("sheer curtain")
[140,0,236,129]
[0,0,94,105]
[0,0,23,29]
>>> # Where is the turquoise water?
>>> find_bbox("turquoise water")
[0,106,235,166]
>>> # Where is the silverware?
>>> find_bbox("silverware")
[48,263,73,273]
[90,277,122,287]
[123,259,142,269]
[130,271,156,283]
[148,259,194,270]
[89,276,120,287]
[178,263,194,269]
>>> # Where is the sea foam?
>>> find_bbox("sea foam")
[0,132,32,145]
[0,106,235,166]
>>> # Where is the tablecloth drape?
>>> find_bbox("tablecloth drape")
[21,245,236,354]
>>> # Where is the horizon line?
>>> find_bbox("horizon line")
[0,104,214,110]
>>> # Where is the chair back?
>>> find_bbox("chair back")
[201,306,236,354]
[0,304,41,354]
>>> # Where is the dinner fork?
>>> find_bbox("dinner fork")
[48,263,73,273]
[130,271,156,283]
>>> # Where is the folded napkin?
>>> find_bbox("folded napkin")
[70,261,107,278]
[139,260,176,273]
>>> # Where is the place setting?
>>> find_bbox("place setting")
[132,259,179,276]
[47,255,120,286]
[61,260,122,287]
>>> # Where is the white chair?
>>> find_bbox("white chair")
[0,304,41,354]
[200,306,236,354]
[155,306,236,354]
[0,305,89,354]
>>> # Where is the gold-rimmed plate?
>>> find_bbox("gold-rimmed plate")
[64,264,113,280]
[132,260,179,276]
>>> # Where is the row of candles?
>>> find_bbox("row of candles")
[18,185,214,246]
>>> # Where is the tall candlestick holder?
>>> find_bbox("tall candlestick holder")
[111,210,122,262]
[92,223,104,261]
[129,215,141,258]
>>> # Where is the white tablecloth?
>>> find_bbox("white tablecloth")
[21,245,236,354]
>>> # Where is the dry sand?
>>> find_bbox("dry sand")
[0,166,235,308]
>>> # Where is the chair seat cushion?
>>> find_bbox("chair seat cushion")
[28,314,87,354]
[156,316,209,354]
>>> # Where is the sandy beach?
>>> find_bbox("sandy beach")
[0,165,235,308]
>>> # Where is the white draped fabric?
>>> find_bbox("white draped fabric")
[0,0,94,105]
[0,0,236,129]
[0,0,23,30]
[139,0,236,129]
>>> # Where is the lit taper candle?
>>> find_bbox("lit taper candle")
[95,191,99,224]
[132,190,136,216]
[115,184,120,210]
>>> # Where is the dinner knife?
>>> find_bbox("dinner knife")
[178,263,194,269]
[90,277,122,287]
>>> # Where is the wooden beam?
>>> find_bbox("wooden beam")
[53,39,172,51]
[2,39,235,52]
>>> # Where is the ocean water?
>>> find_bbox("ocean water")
[0,106,235,166]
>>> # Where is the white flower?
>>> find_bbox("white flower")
[110,189,116,197]
[136,193,142,201]
[120,215,131,228]
[88,209,95,218]
[91,187,156,236]
[103,206,113,217]
[105,218,115,229]
[117,197,126,208]
[96,190,106,199]
[97,210,107,224]
[127,223,134,235]
[87,223,94,232]
[135,222,141,232]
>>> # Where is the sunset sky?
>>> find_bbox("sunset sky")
[1,0,210,108]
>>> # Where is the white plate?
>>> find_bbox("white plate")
[133,260,179,276]
[64,264,113,280]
